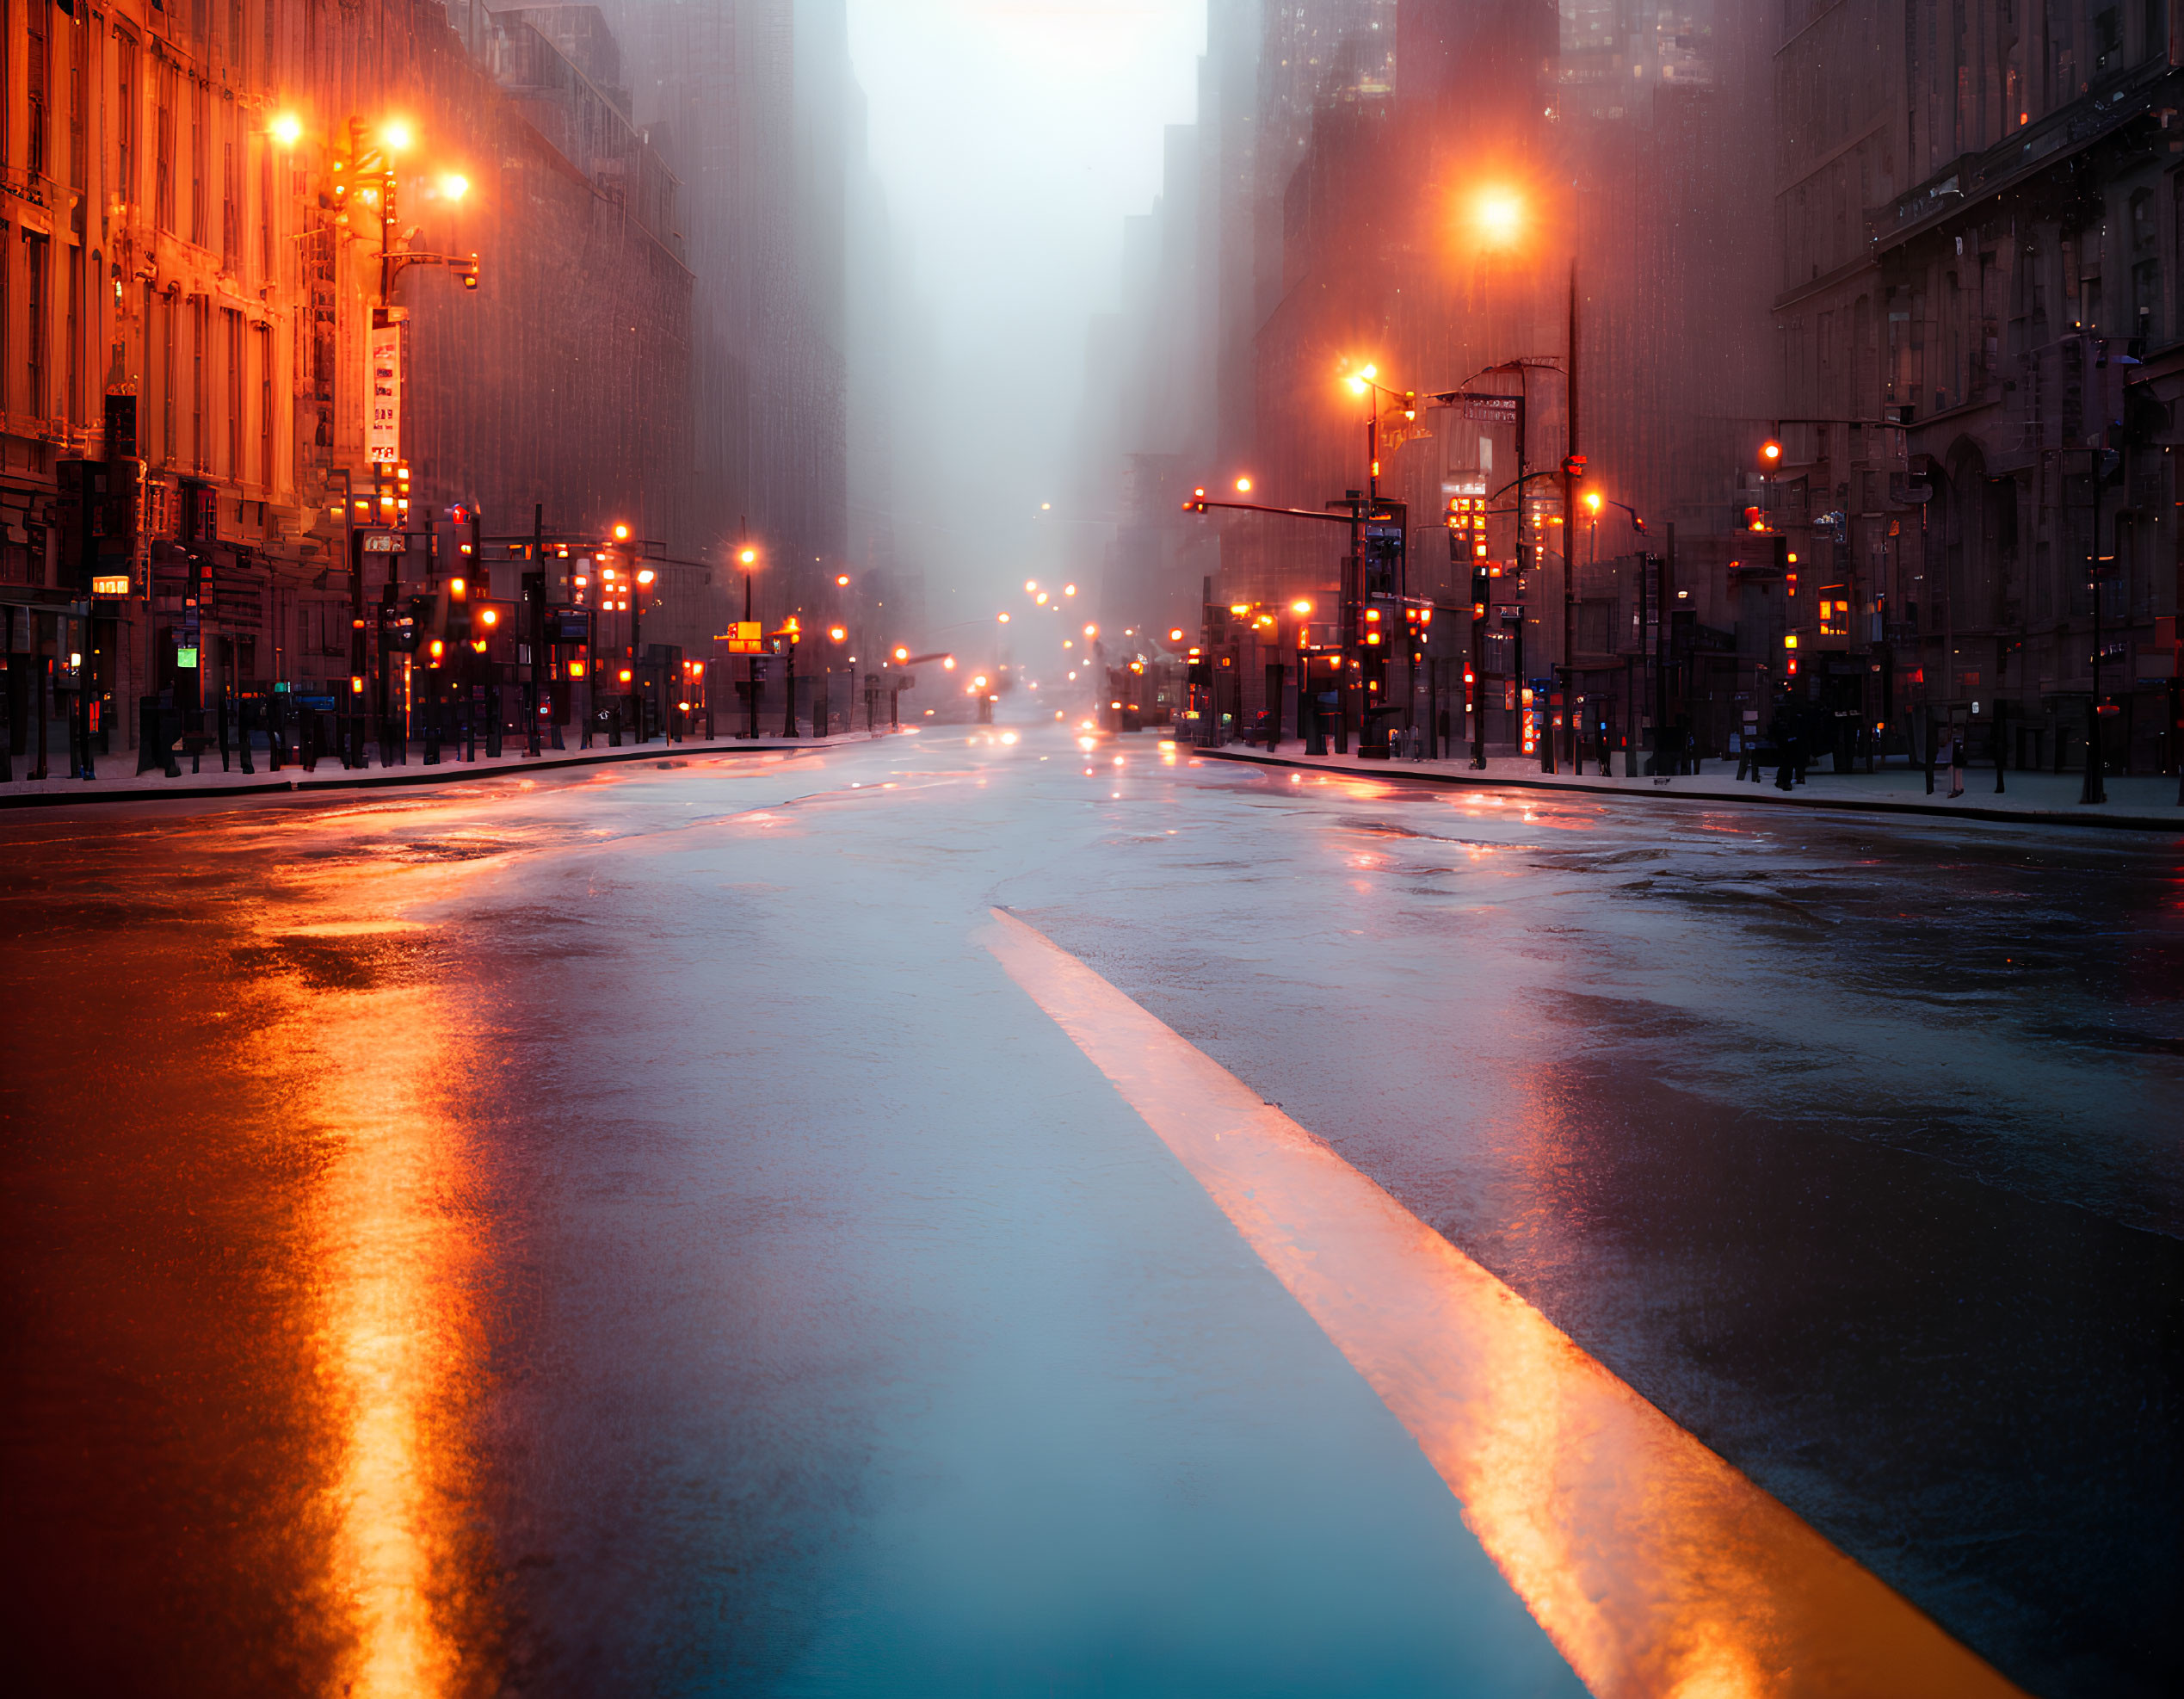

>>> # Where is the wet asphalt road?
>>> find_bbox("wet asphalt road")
[0,726,2176,1697]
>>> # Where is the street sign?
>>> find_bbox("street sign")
[91,575,131,597]
[718,620,766,654]
[362,531,404,553]
[551,609,592,644]
[1453,393,1520,425]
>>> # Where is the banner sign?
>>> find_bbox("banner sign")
[367,323,402,464]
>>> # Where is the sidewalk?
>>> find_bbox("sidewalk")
[0,729,890,810]
[1200,744,2184,832]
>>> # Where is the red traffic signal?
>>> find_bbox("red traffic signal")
[1759,438,1784,467]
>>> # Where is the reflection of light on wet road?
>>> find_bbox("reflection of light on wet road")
[268,914,484,1698]
[984,907,2027,1699]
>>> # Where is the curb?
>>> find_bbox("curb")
[0,736,867,812]
[1198,747,2184,835]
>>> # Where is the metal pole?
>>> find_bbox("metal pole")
[1558,257,1579,775]
[76,462,101,778]
[349,526,367,767]
[527,503,545,756]
[2083,502,2107,804]
[1657,528,1675,770]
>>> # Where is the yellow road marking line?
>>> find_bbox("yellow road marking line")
[983,907,2027,1699]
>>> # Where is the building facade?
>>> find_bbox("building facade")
[1,0,877,772]
[1775,0,2184,773]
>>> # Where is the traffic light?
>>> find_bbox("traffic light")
[329,158,350,224]
[1759,437,1784,468]
[1183,487,1210,514]
[394,461,411,523]
[453,252,480,291]
[445,575,471,645]
[381,596,429,653]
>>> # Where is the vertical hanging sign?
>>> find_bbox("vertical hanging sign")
[367,320,402,464]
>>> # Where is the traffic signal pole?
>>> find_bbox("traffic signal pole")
[1556,260,1579,775]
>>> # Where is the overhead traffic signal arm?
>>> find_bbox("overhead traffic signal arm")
[1181,490,1366,524]
[386,250,482,291]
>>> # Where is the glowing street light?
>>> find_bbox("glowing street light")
[1236,476,1253,493]
[1291,599,1313,615]
[1476,189,1523,247]
[739,547,758,565]
[270,113,304,148]
[441,173,469,201]
[612,522,631,541]
[381,119,415,152]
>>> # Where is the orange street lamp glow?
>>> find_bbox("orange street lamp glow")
[1760,438,1784,466]
[829,625,848,642]
[1477,190,1523,246]
[998,611,1011,623]
[271,114,304,147]
[613,522,631,541]
[441,173,469,201]
[1064,584,1077,596]
[738,547,757,565]
[1083,623,1098,638]
[1236,476,1253,493]
[1292,599,1313,615]
[382,119,415,152]
[1584,491,1603,514]
[892,646,910,663]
